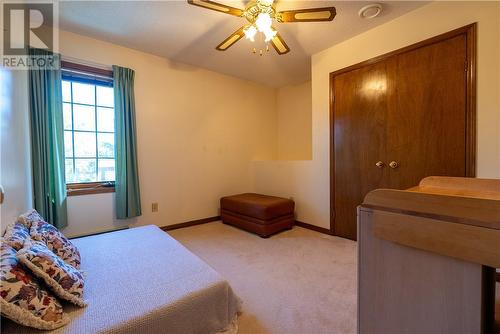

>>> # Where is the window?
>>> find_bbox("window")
[61,61,115,195]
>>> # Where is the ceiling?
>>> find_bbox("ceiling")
[59,1,427,87]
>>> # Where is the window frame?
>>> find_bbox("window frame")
[66,182,115,196]
[61,61,116,196]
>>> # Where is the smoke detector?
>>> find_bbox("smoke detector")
[358,4,382,19]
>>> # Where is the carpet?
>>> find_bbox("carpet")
[168,222,357,334]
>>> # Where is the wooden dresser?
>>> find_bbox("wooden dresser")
[358,176,500,334]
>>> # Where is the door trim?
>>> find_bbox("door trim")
[329,23,477,237]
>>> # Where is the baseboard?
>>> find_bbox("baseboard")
[295,220,332,235]
[161,217,331,235]
[161,216,220,232]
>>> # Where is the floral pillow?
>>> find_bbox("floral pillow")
[0,241,69,330]
[3,221,30,251]
[18,209,45,228]
[30,220,81,269]
[17,240,86,307]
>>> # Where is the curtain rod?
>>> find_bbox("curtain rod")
[61,56,112,71]
[61,59,113,79]
[62,67,113,81]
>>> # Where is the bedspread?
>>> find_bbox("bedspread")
[2,225,241,334]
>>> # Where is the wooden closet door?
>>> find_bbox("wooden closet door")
[331,26,474,241]
[386,34,468,190]
[332,60,394,240]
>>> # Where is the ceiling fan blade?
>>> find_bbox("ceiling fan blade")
[276,7,336,23]
[270,32,290,55]
[216,26,246,51]
[187,0,244,17]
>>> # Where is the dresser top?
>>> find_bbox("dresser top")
[362,176,500,230]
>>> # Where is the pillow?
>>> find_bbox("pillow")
[30,220,81,269]
[18,209,45,228]
[0,241,69,330]
[17,240,86,307]
[3,221,30,251]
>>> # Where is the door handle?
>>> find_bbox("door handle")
[389,161,399,169]
[375,161,385,168]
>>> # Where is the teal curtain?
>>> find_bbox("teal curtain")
[113,65,142,219]
[28,48,67,228]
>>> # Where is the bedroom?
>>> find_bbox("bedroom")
[1,1,499,333]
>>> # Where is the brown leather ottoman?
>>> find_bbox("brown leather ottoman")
[220,193,295,238]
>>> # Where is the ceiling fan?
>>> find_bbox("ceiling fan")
[187,0,336,55]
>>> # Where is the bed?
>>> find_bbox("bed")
[2,225,241,334]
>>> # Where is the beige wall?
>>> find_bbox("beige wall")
[59,30,278,237]
[0,69,33,232]
[7,2,499,236]
[276,81,312,160]
[254,1,500,229]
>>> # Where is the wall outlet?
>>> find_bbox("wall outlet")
[152,203,159,213]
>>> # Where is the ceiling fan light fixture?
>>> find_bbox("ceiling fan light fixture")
[255,12,272,32]
[244,25,258,42]
[259,0,274,6]
[263,28,277,42]
[187,0,336,55]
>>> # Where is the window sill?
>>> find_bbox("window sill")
[67,182,115,197]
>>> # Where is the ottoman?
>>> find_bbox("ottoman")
[220,193,295,238]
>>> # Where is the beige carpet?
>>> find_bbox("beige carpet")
[168,222,357,334]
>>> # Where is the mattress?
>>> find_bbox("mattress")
[2,225,241,334]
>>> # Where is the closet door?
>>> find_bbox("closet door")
[386,34,468,189]
[331,25,474,241]
[331,60,394,240]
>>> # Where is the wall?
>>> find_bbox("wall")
[276,81,312,160]
[0,68,33,233]
[58,30,278,237]
[253,1,500,229]
[7,2,499,236]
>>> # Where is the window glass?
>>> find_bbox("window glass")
[97,107,114,132]
[72,82,95,105]
[74,132,96,158]
[98,159,115,182]
[62,81,71,103]
[96,86,114,108]
[63,103,72,130]
[62,78,115,184]
[64,131,73,158]
[73,104,96,131]
[74,159,97,183]
[97,133,114,158]
[65,159,75,183]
